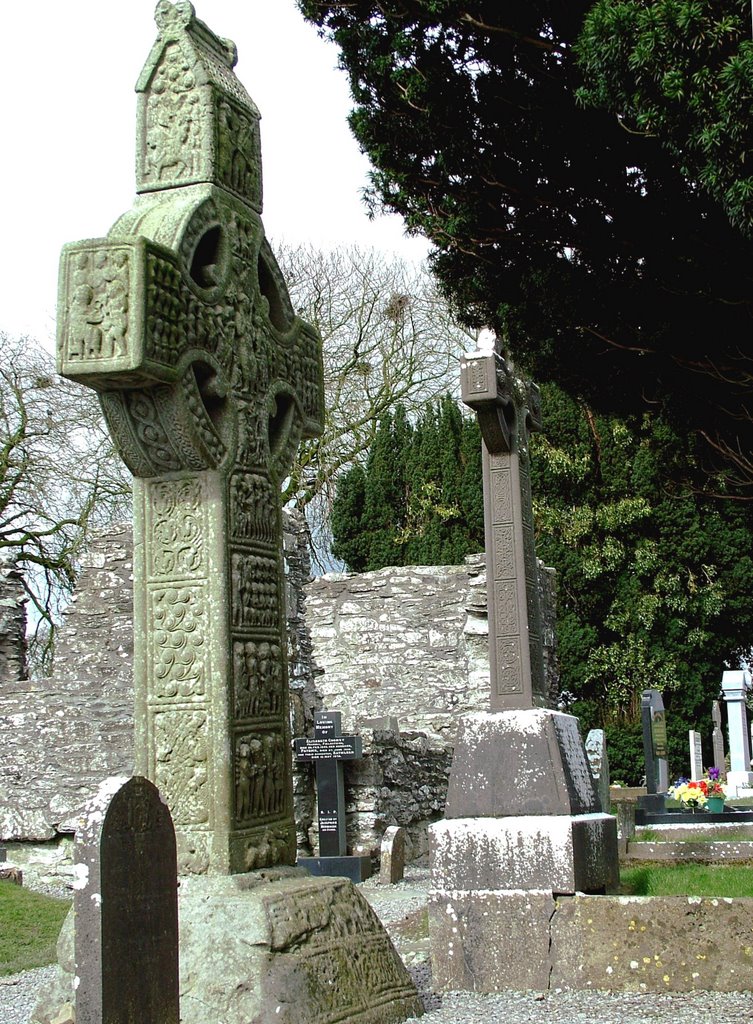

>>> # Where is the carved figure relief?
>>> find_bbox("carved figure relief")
[234,730,285,822]
[231,552,279,629]
[65,248,130,363]
[242,824,294,871]
[143,43,205,184]
[217,98,261,201]
[154,709,209,825]
[233,640,283,719]
[230,472,277,543]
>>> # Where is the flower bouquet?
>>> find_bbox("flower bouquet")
[702,767,726,811]
[667,778,707,811]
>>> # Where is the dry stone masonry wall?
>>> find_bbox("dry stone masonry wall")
[1,524,558,867]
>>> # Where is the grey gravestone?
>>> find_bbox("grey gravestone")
[585,728,610,812]
[74,776,178,1024]
[712,700,726,773]
[46,6,422,1024]
[640,688,669,811]
[57,0,323,876]
[295,710,371,881]
[379,826,406,885]
[689,729,703,781]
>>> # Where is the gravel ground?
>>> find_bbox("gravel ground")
[3,868,752,1024]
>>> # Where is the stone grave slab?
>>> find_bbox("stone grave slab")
[640,688,669,811]
[73,776,179,1024]
[689,729,703,781]
[379,826,406,885]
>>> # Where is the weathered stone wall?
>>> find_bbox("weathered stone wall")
[305,556,490,742]
[0,529,135,841]
[0,561,28,686]
[305,553,559,740]
[1,524,558,867]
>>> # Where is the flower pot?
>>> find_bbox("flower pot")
[706,796,725,813]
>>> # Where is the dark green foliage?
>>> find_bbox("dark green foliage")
[576,0,753,238]
[331,398,483,569]
[298,2,753,489]
[532,383,753,782]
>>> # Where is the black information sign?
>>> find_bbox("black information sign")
[294,711,362,857]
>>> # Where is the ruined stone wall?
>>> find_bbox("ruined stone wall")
[0,562,28,687]
[305,556,490,743]
[1,523,558,867]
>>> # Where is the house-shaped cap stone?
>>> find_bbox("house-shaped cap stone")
[135,0,262,210]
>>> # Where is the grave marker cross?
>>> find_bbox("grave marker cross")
[460,338,547,710]
[294,711,362,857]
[57,1,324,875]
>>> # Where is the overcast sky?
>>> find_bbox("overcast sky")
[0,0,429,348]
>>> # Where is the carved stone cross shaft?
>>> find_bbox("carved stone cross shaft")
[460,340,547,710]
[57,1,324,874]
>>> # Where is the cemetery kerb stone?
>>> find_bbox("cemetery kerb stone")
[295,710,372,882]
[42,5,423,1024]
[427,338,618,992]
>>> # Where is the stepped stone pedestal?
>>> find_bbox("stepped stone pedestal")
[429,709,619,992]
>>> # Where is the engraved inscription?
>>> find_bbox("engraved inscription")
[492,525,515,580]
[490,468,513,524]
[496,638,523,694]
[494,580,519,635]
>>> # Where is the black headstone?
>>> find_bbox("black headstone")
[294,711,371,881]
[640,689,669,811]
[74,776,179,1024]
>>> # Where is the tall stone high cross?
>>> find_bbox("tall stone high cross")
[57,1,324,875]
[460,337,548,709]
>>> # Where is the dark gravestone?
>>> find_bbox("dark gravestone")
[712,700,726,775]
[640,688,669,812]
[295,711,371,882]
[74,776,179,1024]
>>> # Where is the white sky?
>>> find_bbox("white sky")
[0,0,429,349]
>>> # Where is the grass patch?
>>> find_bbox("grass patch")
[634,828,753,843]
[620,864,753,898]
[0,880,71,976]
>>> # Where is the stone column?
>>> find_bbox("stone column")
[721,670,753,794]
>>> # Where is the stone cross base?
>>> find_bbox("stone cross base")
[34,871,421,1024]
[726,771,753,797]
[444,710,607,818]
[429,891,753,993]
[430,813,619,893]
[429,708,619,993]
